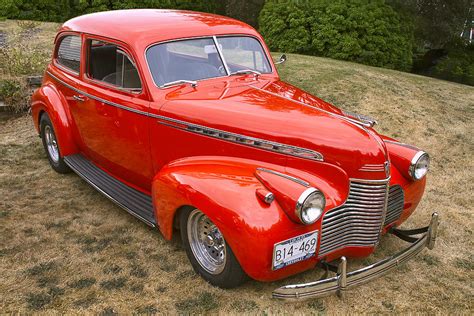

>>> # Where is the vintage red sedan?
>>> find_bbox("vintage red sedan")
[31,9,439,299]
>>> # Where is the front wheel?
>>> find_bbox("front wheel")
[180,207,247,288]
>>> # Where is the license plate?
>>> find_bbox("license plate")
[272,231,318,270]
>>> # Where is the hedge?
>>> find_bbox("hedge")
[259,0,414,71]
[432,40,474,86]
[0,0,221,22]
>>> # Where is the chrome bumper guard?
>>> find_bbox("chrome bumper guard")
[273,212,439,300]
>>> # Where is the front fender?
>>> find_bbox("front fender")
[152,156,349,281]
[31,82,78,156]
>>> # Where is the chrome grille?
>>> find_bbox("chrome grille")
[384,185,404,225]
[319,179,389,257]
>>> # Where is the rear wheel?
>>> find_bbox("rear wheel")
[40,113,70,174]
[180,207,247,288]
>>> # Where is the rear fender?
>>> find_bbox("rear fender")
[152,156,349,281]
[31,83,78,156]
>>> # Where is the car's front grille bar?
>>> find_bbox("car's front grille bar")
[319,179,389,257]
[384,185,404,225]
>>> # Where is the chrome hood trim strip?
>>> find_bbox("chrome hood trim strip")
[155,116,324,161]
[256,167,310,187]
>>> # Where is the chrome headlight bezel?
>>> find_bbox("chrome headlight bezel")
[295,187,326,225]
[409,151,430,180]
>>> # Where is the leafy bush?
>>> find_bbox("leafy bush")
[0,0,18,19]
[432,40,474,86]
[259,0,414,71]
[0,42,50,77]
[0,78,29,112]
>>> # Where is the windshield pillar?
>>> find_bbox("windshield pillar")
[213,36,230,76]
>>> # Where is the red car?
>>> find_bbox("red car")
[31,9,439,299]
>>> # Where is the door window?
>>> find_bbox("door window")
[87,40,142,91]
[56,35,81,73]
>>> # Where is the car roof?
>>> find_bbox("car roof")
[61,9,261,50]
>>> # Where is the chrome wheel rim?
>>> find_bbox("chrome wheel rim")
[187,209,226,274]
[44,125,59,162]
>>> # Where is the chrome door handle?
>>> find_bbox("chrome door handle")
[73,95,86,102]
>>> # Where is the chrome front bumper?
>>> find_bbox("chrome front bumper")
[273,212,439,300]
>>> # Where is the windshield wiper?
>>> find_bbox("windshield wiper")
[161,80,198,88]
[229,69,261,77]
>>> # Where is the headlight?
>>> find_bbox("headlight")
[409,151,430,180]
[295,188,326,225]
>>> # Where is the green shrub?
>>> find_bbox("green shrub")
[432,40,474,86]
[0,78,29,112]
[3,0,222,22]
[259,0,414,71]
[0,43,50,77]
[0,0,18,19]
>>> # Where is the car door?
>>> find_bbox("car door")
[68,36,154,191]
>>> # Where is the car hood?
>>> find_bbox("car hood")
[159,78,389,179]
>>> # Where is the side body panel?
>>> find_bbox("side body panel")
[70,77,154,191]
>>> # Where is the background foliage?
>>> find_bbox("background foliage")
[259,0,414,71]
[431,39,474,85]
[0,0,472,85]
[0,0,221,22]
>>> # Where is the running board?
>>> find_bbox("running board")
[64,154,156,227]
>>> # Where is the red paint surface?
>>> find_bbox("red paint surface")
[31,9,429,282]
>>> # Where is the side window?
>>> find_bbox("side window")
[56,35,81,73]
[87,40,141,91]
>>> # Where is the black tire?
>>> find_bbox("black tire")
[40,113,70,174]
[179,207,247,288]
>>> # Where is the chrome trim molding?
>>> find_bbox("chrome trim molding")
[273,213,439,300]
[256,167,310,187]
[47,71,150,116]
[158,119,324,161]
[47,70,324,162]
[212,35,230,76]
[358,163,386,172]
[384,139,420,151]
[341,109,377,127]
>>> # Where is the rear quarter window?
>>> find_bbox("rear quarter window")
[56,35,81,73]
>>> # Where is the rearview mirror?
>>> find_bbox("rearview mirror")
[274,54,287,65]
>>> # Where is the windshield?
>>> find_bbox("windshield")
[146,36,272,87]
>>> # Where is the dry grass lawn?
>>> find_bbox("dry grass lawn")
[1,20,473,314]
